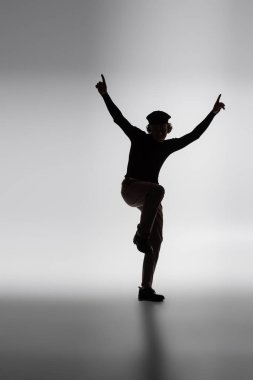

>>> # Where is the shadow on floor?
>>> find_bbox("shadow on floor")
[0,290,252,380]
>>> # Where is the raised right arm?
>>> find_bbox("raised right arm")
[95,74,140,138]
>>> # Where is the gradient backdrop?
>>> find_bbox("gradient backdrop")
[1,2,253,380]
[0,0,252,296]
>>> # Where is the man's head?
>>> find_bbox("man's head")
[146,110,172,142]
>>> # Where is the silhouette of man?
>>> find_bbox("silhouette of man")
[95,74,225,302]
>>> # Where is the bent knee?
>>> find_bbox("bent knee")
[156,185,165,199]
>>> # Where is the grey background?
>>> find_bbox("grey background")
[0,0,252,296]
[1,2,253,379]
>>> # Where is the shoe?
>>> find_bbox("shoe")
[133,231,153,254]
[138,287,165,302]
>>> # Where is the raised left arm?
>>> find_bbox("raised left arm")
[170,94,225,152]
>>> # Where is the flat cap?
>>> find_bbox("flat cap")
[146,110,171,124]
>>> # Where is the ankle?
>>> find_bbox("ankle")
[139,286,154,291]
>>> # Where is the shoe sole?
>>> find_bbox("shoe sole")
[138,297,164,302]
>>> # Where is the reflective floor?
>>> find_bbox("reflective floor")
[0,290,252,380]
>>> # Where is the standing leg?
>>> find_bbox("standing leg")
[121,179,165,301]
[149,204,163,286]
[138,185,164,236]
[141,204,163,288]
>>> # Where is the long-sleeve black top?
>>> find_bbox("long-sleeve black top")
[102,93,216,184]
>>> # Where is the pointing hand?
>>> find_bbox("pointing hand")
[95,74,107,95]
[212,94,225,114]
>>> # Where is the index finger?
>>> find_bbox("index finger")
[101,74,106,84]
[216,94,221,103]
